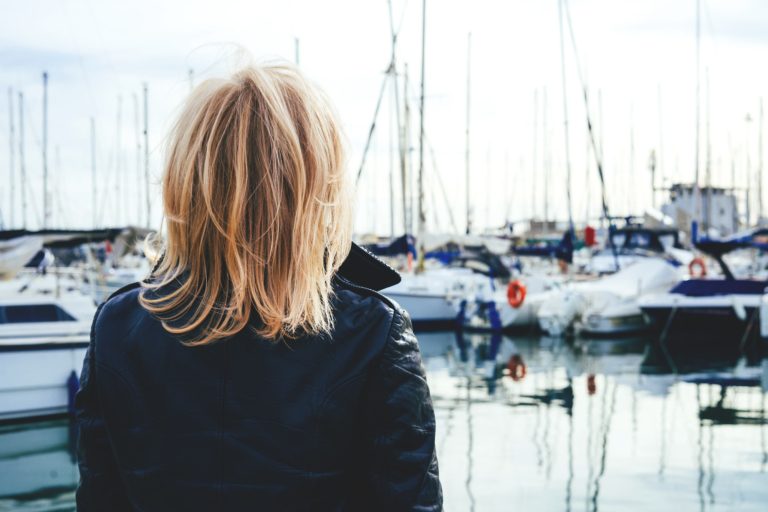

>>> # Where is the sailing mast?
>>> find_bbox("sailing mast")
[417,0,427,270]
[656,84,664,209]
[705,69,712,231]
[115,95,123,226]
[18,92,27,228]
[759,98,764,224]
[404,64,412,234]
[91,117,97,228]
[42,71,49,228]
[630,106,635,215]
[386,0,407,236]
[694,0,701,228]
[532,89,538,221]
[464,32,472,235]
[133,93,141,226]
[143,83,150,229]
[7,88,14,228]
[543,87,549,225]
[745,113,752,226]
[557,0,574,232]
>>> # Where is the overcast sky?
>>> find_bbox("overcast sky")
[1,0,767,234]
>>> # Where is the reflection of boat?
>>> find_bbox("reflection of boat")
[686,372,768,426]
[0,419,78,502]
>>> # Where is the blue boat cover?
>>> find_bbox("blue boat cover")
[671,279,768,297]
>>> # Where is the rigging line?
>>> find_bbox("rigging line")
[562,0,620,269]
[424,133,458,233]
[357,0,404,188]
[356,72,391,185]
[395,0,410,40]
[562,0,609,221]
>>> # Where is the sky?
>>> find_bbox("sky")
[1,0,767,235]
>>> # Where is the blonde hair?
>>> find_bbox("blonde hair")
[139,64,352,344]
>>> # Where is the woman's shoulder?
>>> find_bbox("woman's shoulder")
[95,282,145,324]
[332,277,414,349]
[91,282,158,357]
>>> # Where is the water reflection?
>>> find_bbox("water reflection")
[427,331,768,511]
[1,333,766,511]
[0,419,78,511]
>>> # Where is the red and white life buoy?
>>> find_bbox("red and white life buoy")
[507,280,527,309]
[688,257,707,278]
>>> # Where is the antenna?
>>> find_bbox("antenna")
[18,92,27,228]
[143,83,150,229]
[42,71,49,228]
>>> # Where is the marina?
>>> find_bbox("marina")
[2,0,768,509]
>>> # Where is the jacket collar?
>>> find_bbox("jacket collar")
[337,242,401,291]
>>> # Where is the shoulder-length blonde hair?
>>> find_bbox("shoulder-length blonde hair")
[140,64,352,345]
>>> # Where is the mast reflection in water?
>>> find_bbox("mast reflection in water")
[425,331,768,512]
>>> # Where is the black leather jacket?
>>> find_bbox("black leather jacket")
[75,245,442,511]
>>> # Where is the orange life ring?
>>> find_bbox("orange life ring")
[507,280,527,309]
[507,354,527,381]
[689,257,707,278]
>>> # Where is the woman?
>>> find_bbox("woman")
[75,64,442,511]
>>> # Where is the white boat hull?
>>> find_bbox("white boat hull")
[0,341,88,422]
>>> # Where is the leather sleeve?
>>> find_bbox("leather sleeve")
[74,303,133,511]
[361,308,443,511]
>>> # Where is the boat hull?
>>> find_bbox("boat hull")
[642,305,761,344]
[382,292,459,330]
[0,341,88,423]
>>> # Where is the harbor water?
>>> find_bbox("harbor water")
[1,332,766,511]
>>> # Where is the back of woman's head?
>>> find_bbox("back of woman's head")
[140,63,352,345]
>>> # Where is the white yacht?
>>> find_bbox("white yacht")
[538,258,683,337]
[382,267,493,329]
[639,228,768,346]
[0,272,95,422]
